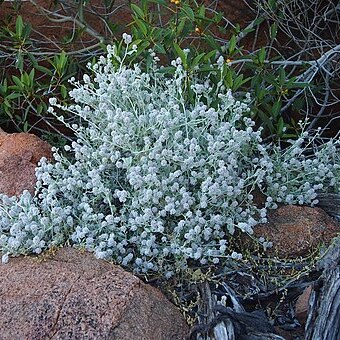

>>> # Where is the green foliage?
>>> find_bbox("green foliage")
[0,0,335,141]
[0,49,77,135]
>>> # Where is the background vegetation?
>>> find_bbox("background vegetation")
[0,0,339,144]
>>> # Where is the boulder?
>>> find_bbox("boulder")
[0,131,52,197]
[0,247,188,340]
[254,205,340,258]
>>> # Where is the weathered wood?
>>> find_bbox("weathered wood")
[316,193,340,220]
[305,237,340,340]
[188,282,285,340]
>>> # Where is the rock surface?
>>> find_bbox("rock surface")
[0,132,52,197]
[295,285,312,326]
[254,205,340,258]
[0,247,188,340]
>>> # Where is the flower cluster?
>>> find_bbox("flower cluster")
[264,134,339,206]
[0,41,339,276]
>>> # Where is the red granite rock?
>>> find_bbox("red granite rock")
[295,285,312,326]
[254,205,340,258]
[0,132,52,197]
[0,247,188,340]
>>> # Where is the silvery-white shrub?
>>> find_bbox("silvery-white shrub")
[0,39,339,276]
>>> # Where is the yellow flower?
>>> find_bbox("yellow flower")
[226,58,232,64]
[195,26,201,34]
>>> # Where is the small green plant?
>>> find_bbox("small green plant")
[0,15,80,141]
